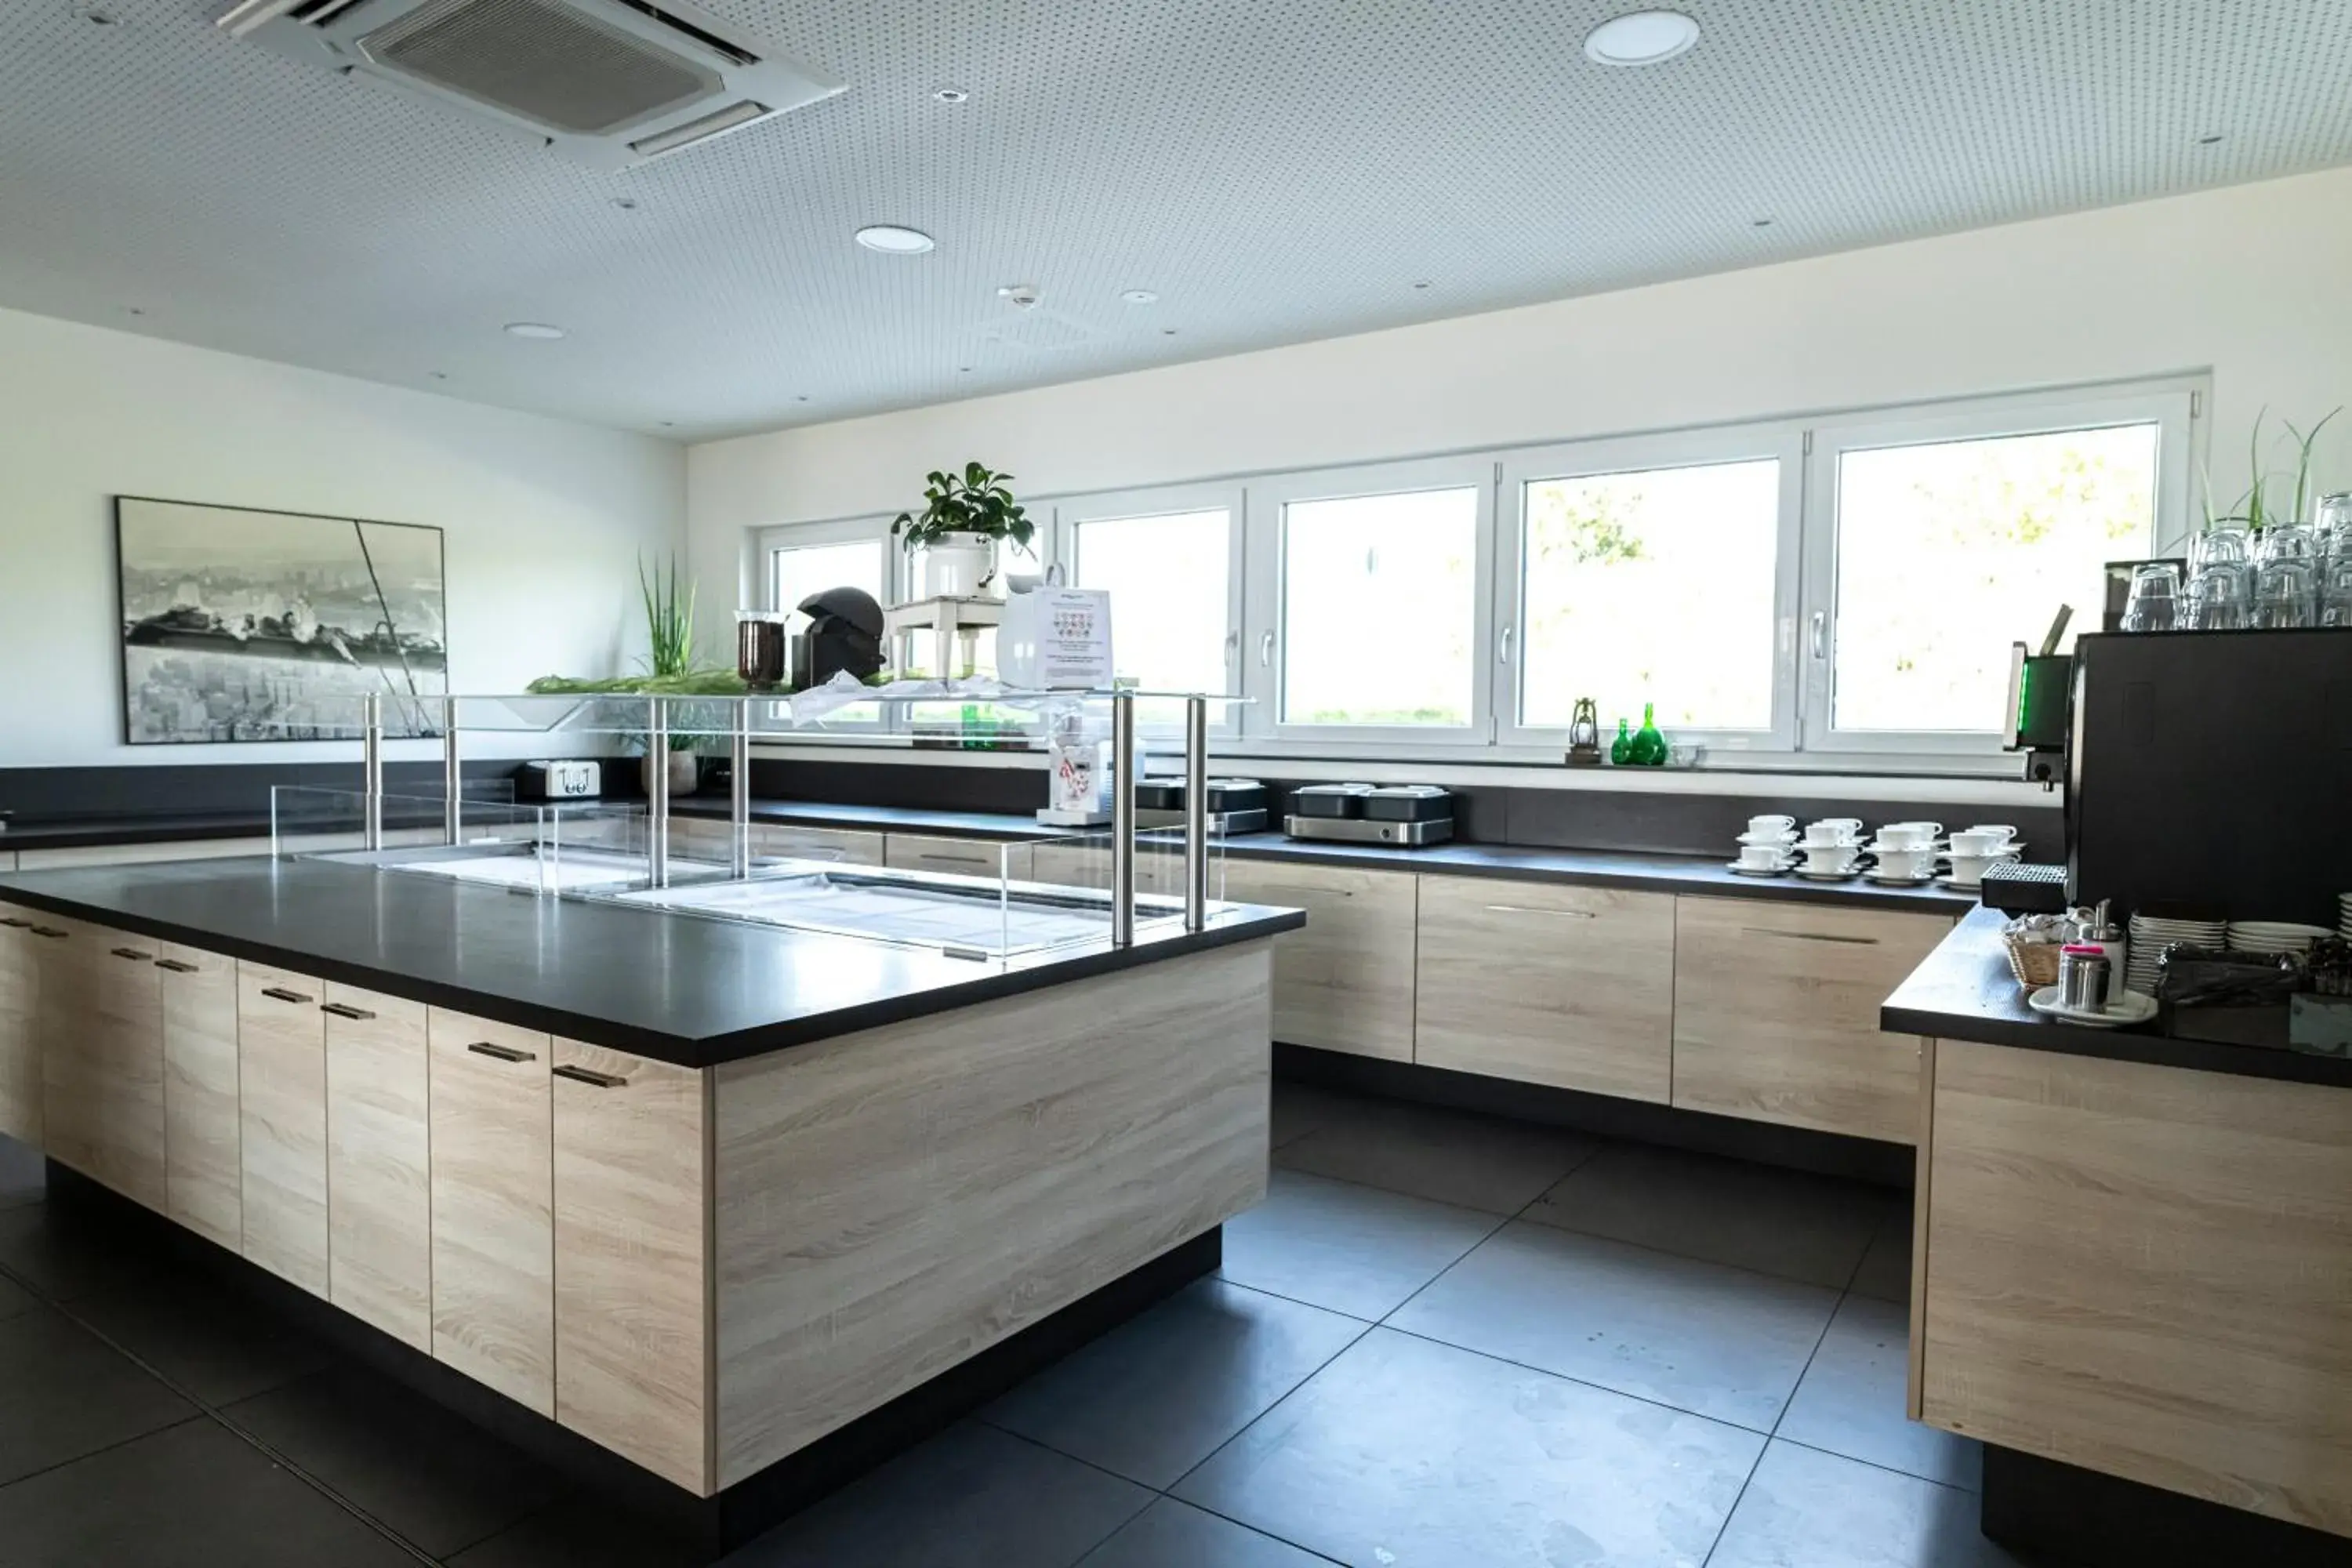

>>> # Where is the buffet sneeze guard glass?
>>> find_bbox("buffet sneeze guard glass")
[257,688,1245,960]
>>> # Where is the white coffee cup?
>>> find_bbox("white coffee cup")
[1746,815,1796,838]
[1802,844,1860,873]
[1950,827,2017,857]
[1737,842,1790,870]
[1877,821,1943,851]
[1873,846,1934,878]
[1943,849,2016,885]
[1804,818,1863,846]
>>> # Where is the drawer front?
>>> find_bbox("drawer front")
[554,1040,710,1493]
[238,962,329,1294]
[751,823,884,866]
[0,919,40,1148]
[159,942,241,1249]
[327,984,432,1349]
[1415,878,1675,1102]
[1671,898,1951,1143]
[429,1009,555,1414]
[884,833,1035,880]
[1219,860,1417,1062]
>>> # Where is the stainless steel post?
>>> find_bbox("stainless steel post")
[730,706,751,880]
[361,693,383,851]
[1110,690,1135,947]
[1183,695,1209,931]
[442,695,463,845]
[647,698,670,889]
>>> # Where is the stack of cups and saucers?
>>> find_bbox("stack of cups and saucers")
[1729,814,1801,877]
[1940,824,2024,891]
[1792,817,1868,881]
[1858,820,1944,887]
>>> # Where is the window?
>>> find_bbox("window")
[1802,387,2191,751]
[769,537,887,629]
[1062,495,1236,697]
[1504,438,1798,746]
[1247,460,1493,738]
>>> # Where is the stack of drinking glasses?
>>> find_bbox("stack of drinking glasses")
[2182,529,2248,630]
[2123,560,2185,631]
[2169,502,2352,631]
[2320,492,2352,627]
[2254,521,2321,629]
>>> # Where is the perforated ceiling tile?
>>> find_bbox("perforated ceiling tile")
[1,0,2347,437]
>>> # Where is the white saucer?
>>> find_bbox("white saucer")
[1865,872,1936,887]
[1726,861,1793,877]
[1934,874,1986,891]
[1791,867,1864,882]
[1735,831,1799,847]
[2028,985,2159,1029]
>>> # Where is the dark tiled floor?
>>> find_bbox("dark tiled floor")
[0,1093,2006,1567]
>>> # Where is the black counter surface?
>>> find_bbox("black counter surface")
[1882,906,2352,1088]
[675,797,1978,913]
[0,858,1301,1069]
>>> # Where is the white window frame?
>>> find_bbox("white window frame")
[755,515,901,615]
[1241,454,1497,750]
[1495,421,1806,755]
[1050,481,1247,735]
[1798,380,2198,756]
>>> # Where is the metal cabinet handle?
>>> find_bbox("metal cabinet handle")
[466,1040,536,1063]
[553,1064,627,1089]
[260,985,313,1004]
[111,946,154,962]
[1486,904,1593,919]
[919,851,989,866]
[29,926,67,939]
[321,1002,376,1021]
[1256,884,1352,900]
[154,958,199,973]
[1744,927,1878,946]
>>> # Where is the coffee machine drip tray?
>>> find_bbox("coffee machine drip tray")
[1283,815,1454,847]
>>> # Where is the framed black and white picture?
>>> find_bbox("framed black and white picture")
[114,496,448,744]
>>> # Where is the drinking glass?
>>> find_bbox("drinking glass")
[2319,493,2352,570]
[2187,564,2248,630]
[2253,559,2314,630]
[2321,558,2352,629]
[2192,525,2251,574]
[2121,561,2181,632]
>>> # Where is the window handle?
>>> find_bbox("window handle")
[1809,610,1828,660]
[1259,630,1276,668]
[1498,626,1514,665]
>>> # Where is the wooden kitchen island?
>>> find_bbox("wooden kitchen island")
[1883,907,2352,1567]
[0,855,1299,1554]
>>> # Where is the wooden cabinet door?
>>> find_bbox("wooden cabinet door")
[554,1039,710,1493]
[326,984,431,1349]
[1218,861,1418,1062]
[158,942,241,1249]
[0,916,42,1148]
[884,833,1034,880]
[82,927,167,1210]
[35,918,103,1178]
[1671,898,1951,1143]
[429,1009,554,1414]
[1415,878,1675,1102]
[238,962,329,1295]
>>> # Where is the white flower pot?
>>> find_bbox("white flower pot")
[921,532,1000,599]
[640,750,698,797]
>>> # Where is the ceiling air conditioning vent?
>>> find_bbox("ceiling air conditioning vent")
[218,0,842,168]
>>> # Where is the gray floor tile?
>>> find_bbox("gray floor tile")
[0,1200,176,1303]
[1849,1210,1913,1305]
[0,1267,31,1321]
[1175,1327,1762,1568]
[0,1304,200,1486]
[223,1363,562,1558]
[727,1421,1150,1568]
[1077,1498,1335,1567]
[1525,1144,1889,1289]
[1777,1295,1978,1490]
[1269,1083,1348,1151]
[449,1489,711,1568]
[0,1135,45,1211]
[1272,1095,1598,1214]
[1705,1440,2023,1568]
[985,1277,1365,1488]
[0,1416,421,1568]
[1218,1170,1499,1322]
[1389,1221,1838,1431]
[67,1269,336,1406]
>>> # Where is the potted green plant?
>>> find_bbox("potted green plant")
[892,462,1034,599]
[2200,405,2341,534]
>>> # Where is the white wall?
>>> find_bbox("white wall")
[0,307,686,768]
[689,165,2352,615]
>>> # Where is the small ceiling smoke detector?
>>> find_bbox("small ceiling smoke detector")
[855,224,935,254]
[932,86,969,103]
[1584,10,1700,66]
[504,321,567,339]
[997,283,1041,308]
[1120,289,1158,305]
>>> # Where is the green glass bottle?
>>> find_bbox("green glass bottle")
[1608,717,1632,764]
[1629,702,1668,766]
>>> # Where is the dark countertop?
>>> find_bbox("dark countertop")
[0,858,1302,1069]
[2,811,274,850]
[1882,906,2352,1088]
[674,796,1978,913]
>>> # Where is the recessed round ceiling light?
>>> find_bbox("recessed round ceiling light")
[1584,9,1700,66]
[855,224,935,254]
[933,86,970,103]
[1120,289,1159,305]
[503,321,566,339]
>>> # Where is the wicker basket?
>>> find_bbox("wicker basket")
[2004,935,2064,991]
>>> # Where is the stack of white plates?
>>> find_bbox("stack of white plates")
[2125,913,2226,995]
[2226,920,2335,956]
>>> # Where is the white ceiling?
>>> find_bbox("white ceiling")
[5,0,2350,441]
